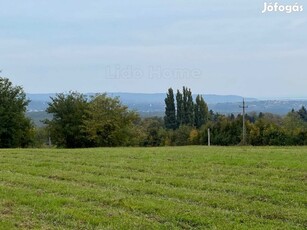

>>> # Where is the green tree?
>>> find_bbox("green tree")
[194,95,209,128]
[181,87,194,126]
[199,115,243,146]
[182,87,189,125]
[45,92,89,148]
[189,128,199,145]
[139,117,164,146]
[186,88,194,126]
[297,106,307,122]
[32,126,49,147]
[164,88,177,130]
[84,94,139,147]
[0,77,33,148]
[173,125,193,146]
[176,90,183,127]
[249,114,285,146]
[282,110,307,145]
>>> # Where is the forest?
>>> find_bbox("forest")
[1,77,307,148]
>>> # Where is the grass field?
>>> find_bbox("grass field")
[0,147,306,229]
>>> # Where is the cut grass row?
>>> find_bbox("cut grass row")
[0,146,306,229]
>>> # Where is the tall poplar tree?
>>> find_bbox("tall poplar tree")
[181,87,194,126]
[194,95,209,128]
[176,89,183,127]
[186,88,194,126]
[164,88,177,130]
[182,87,189,125]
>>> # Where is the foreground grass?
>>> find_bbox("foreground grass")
[0,146,306,229]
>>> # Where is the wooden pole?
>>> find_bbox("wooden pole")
[208,128,211,147]
[239,99,248,145]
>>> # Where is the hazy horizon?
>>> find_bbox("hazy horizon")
[1,0,306,98]
[25,91,307,101]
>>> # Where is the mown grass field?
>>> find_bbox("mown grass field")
[0,147,306,229]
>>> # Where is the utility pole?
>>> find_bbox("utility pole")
[208,128,211,147]
[239,99,248,145]
[48,131,52,147]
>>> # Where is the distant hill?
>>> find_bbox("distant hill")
[106,93,257,104]
[26,93,256,112]
[209,100,307,115]
[26,93,307,126]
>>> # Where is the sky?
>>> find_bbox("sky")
[0,0,306,98]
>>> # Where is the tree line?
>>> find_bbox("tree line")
[164,87,208,129]
[1,77,307,148]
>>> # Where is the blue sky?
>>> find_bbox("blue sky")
[0,0,306,98]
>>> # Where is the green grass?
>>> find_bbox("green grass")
[0,146,306,229]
